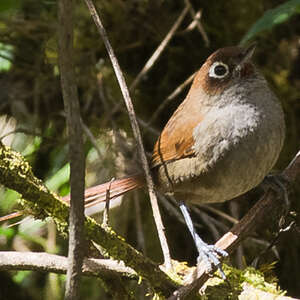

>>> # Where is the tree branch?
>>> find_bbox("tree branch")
[58,0,85,299]
[129,4,189,91]
[0,143,178,297]
[168,149,300,299]
[0,142,299,299]
[0,252,135,277]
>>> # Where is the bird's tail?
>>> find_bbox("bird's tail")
[63,174,145,207]
[0,174,145,223]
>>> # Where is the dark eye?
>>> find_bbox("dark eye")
[209,62,229,79]
[214,65,227,76]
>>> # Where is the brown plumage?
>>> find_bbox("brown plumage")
[0,45,285,221]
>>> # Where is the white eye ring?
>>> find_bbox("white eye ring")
[209,61,229,78]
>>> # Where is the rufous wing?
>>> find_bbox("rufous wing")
[151,95,203,167]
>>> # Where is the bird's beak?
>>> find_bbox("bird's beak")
[235,43,256,72]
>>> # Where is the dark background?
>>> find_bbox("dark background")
[0,0,299,299]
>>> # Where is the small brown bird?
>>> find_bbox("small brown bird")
[79,44,285,274]
[1,45,285,275]
[84,45,285,204]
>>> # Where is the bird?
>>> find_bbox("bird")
[69,44,285,274]
[1,44,285,275]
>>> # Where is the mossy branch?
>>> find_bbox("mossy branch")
[0,143,178,297]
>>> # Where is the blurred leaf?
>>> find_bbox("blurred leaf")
[0,189,19,211]
[0,227,14,238]
[22,136,42,156]
[241,0,300,44]
[45,163,70,192]
[13,271,32,284]
[59,183,70,197]
[0,43,13,71]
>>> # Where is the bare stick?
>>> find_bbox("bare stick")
[134,191,147,254]
[130,5,189,91]
[200,204,239,224]
[102,178,114,227]
[0,252,135,277]
[81,120,103,159]
[147,71,196,125]
[83,0,172,270]
[184,0,209,47]
[58,0,85,299]
[168,149,300,299]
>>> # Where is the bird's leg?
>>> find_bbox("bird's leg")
[179,202,227,279]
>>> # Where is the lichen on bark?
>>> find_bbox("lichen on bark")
[0,142,178,297]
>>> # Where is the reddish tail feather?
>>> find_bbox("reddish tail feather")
[0,174,145,223]
[63,174,145,207]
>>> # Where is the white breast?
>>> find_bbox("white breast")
[193,102,260,171]
[158,75,285,203]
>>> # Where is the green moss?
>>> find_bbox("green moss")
[0,143,177,297]
[202,265,284,300]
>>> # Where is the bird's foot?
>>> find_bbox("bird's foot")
[195,235,228,279]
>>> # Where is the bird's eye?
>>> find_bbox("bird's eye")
[209,62,229,79]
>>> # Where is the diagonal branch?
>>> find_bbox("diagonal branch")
[147,71,196,126]
[0,143,178,297]
[83,0,172,270]
[168,149,300,299]
[130,4,190,91]
[184,0,209,47]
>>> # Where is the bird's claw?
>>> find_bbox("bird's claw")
[196,240,228,279]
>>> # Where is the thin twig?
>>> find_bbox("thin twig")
[102,178,114,227]
[147,71,196,126]
[182,10,202,33]
[137,115,160,137]
[83,0,172,270]
[200,204,239,224]
[134,191,147,254]
[130,5,190,91]
[81,120,103,159]
[192,207,221,240]
[96,72,119,131]
[184,0,209,47]
[58,1,85,299]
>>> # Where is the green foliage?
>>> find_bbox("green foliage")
[0,226,14,239]
[0,43,13,71]
[0,0,21,13]
[45,163,70,192]
[13,271,32,284]
[241,0,300,44]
